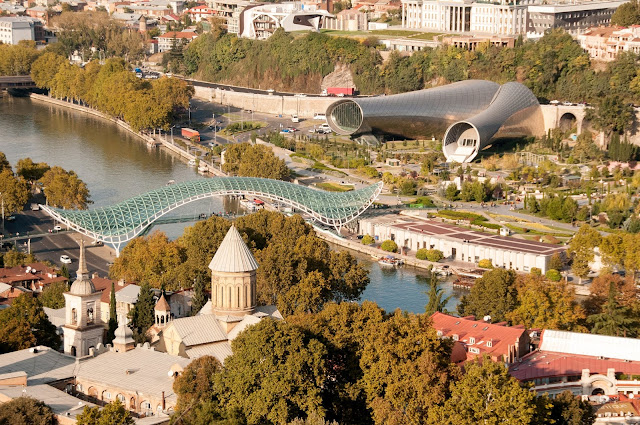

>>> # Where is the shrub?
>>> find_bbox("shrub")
[546,269,562,281]
[426,249,444,262]
[478,259,493,269]
[530,267,542,276]
[416,248,428,260]
[361,235,375,245]
[380,239,398,252]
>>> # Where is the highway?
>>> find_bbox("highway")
[3,209,114,277]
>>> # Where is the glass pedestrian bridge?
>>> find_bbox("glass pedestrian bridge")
[40,177,383,255]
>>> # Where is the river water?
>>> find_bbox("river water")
[0,95,462,313]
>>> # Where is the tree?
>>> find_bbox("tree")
[361,235,375,245]
[222,143,289,180]
[588,281,637,337]
[76,399,134,425]
[0,169,29,215]
[568,224,602,282]
[549,252,565,271]
[545,391,595,425]
[425,274,451,315]
[457,269,518,322]
[0,152,10,172]
[30,52,66,89]
[219,320,328,425]
[612,0,640,26]
[39,166,91,209]
[106,282,118,345]
[16,158,50,183]
[2,249,35,267]
[380,240,397,252]
[546,269,562,282]
[128,282,154,343]
[172,356,227,424]
[478,259,493,269]
[507,275,586,331]
[0,293,60,353]
[60,264,70,279]
[0,396,56,425]
[191,274,208,315]
[428,358,539,425]
[39,281,68,309]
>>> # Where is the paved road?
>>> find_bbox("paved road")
[4,209,114,277]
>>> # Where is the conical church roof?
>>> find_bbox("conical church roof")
[69,239,96,296]
[208,225,259,273]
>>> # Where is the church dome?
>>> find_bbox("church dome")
[70,278,96,296]
[114,320,133,340]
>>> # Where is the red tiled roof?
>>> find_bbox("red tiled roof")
[509,350,640,382]
[431,312,527,361]
[92,277,133,304]
[0,263,67,289]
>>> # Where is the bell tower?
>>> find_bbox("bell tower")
[208,225,258,316]
[62,240,103,357]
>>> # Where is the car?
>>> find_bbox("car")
[5,215,15,222]
[337,93,345,97]
[60,255,72,264]
[313,113,326,120]
[53,225,62,231]
[294,93,307,98]
[549,100,559,105]
[106,261,114,267]
[30,203,40,211]
[291,115,299,123]
[287,127,298,132]
[562,101,573,106]
[266,89,275,94]
[279,128,292,134]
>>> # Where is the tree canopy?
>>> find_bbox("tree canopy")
[222,143,290,180]
[76,399,135,425]
[0,396,56,425]
[0,294,60,353]
[457,269,518,322]
[39,166,91,210]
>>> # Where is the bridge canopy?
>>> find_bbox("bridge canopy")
[40,177,382,252]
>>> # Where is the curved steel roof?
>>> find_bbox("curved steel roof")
[40,178,382,250]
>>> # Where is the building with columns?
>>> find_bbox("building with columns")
[62,240,104,357]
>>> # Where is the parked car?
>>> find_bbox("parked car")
[313,113,326,120]
[30,203,40,211]
[280,128,292,134]
[53,225,62,231]
[291,115,299,123]
[60,255,72,264]
[5,215,15,222]
[319,123,332,133]
[287,127,298,132]
[562,101,573,106]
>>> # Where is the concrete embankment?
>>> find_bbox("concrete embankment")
[192,85,336,119]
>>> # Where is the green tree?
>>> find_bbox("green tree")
[380,240,397,252]
[30,52,66,89]
[588,281,637,337]
[612,0,640,26]
[428,358,539,425]
[39,281,68,309]
[361,235,375,245]
[549,252,565,271]
[39,166,91,209]
[2,249,36,267]
[222,143,290,180]
[457,269,518,322]
[0,169,29,215]
[219,320,328,425]
[76,399,134,425]
[0,396,56,425]
[191,274,208,315]
[444,183,459,201]
[106,281,117,345]
[128,282,155,343]
[546,269,562,282]
[425,273,451,315]
[545,391,595,425]
[0,293,60,353]
[60,264,70,279]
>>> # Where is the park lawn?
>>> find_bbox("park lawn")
[316,182,354,192]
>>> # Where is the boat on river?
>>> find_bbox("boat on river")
[378,255,403,267]
[187,159,197,167]
[452,276,476,290]
[433,265,452,276]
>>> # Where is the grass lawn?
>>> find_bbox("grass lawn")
[316,182,354,192]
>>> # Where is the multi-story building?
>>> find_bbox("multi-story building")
[324,8,368,31]
[527,0,625,37]
[155,30,198,52]
[401,0,625,37]
[578,25,640,61]
[0,16,41,44]
[206,0,251,34]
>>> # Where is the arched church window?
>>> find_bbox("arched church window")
[87,307,94,324]
[71,308,77,324]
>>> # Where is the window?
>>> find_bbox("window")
[469,347,480,354]
[469,337,476,344]
[486,340,493,347]
[117,394,126,403]
[452,334,459,341]
[71,308,77,325]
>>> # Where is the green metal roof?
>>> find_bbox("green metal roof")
[41,177,382,248]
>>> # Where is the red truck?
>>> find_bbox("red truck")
[181,128,200,142]
[326,87,355,96]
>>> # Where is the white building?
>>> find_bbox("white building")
[359,215,565,273]
[578,25,640,62]
[0,16,38,45]
[239,2,333,39]
[401,0,625,37]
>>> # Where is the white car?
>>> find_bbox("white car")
[562,101,573,106]
[291,115,299,123]
[313,113,326,120]
[60,255,72,264]
[53,225,62,231]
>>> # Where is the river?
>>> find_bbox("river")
[0,95,463,313]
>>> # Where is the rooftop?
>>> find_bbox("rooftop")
[209,225,259,273]
[382,217,565,256]
[185,341,233,363]
[116,284,141,304]
[539,329,640,361]
[168,314,228,346]
[76,346,190,404]
[431,312,527,360]
[0,346,77,386]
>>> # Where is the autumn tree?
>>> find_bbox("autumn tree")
[568,224,602,283]
[0,293,60,353]
[219,320,328,424]
[0,396,56,425]
[457,269,518,322]
[0,169,29,215]
[3,249,36,267]
[175,216,230,284]
[428,358,539,425]
[507,275,586,331]
[222,143,290,180]
[109,231,186,290]
[0,152,10,172]
[544,391,595,425]
[39,281,68,309]
[76,399,134,425]
[39,166,91,210]
[30,52,66,89]
[16,158,50,183]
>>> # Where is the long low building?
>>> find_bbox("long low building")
[359,215,565,273]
